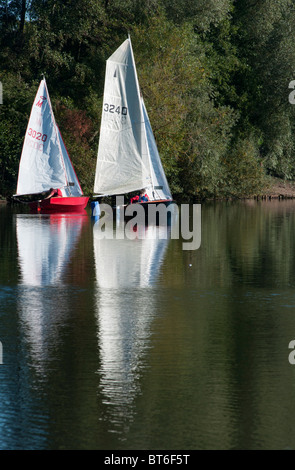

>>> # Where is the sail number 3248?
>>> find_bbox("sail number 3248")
[104,103,127,115]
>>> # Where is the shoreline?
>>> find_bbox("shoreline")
[2,178,295,205]
[204,177,295,202]
[259,177,295,199]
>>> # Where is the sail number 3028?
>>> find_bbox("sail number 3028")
[104,103,127,115]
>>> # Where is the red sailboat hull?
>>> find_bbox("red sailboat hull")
[29,196,89,213]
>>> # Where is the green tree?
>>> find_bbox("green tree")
[0,71,37,196]
[161,0,233,30]
[2,0,295,199]
[132,13,238,198]
[232,0,295,179]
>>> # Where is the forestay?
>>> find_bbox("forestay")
[16,79,82,197]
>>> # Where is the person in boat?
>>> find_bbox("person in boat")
[139,189,149,202]
[130,189,149,204]
[45,188,63,199]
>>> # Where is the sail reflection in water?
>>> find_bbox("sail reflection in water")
[93,220,171,434]
[16,214,87,370]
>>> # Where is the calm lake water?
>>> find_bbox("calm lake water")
[1,199,295,450]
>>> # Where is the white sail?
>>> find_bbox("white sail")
[94,37,172,200]
[16,78,83,197]
[141,98,172,201]
[57,126,83,197]
[94,38,151,196]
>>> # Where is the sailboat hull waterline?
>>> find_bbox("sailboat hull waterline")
[93,36,173,216]
[14,78,89,213]
[28,196,89,213]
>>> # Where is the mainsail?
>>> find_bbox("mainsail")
[93,37,172,201]
[16,78,83,197]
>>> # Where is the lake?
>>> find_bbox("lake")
[1,199,295,450]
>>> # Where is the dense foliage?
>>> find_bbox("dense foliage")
[1,0,295,199]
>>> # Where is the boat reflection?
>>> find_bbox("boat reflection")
[93,219,172,434]
[17,213,87,285]
[16,213,87,370]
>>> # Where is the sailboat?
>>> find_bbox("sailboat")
[14,78,89,213]
[93,36,173,216]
